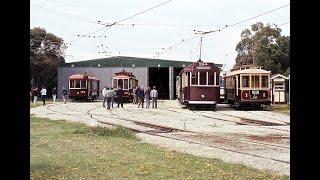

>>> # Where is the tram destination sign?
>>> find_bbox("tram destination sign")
[196,62,211,69]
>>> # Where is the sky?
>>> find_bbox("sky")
[30,0,290,70]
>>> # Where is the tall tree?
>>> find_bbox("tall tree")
[234,22,289,75]
[30,27,67,93]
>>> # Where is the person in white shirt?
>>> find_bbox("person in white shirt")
[102,86,107,108]
[40,86,47,106]
[150,86,158,109]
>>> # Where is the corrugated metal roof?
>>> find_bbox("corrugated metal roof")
[61,56,223,68]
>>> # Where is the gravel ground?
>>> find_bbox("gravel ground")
[30,100,290,176]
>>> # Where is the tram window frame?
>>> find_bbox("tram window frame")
[242,75,250,88]
[199,72,207,85]
[117,79,123,89]
[191,72,198,85]
[216,72,219,86]
[251,75,260,88]
[113,79,117,89]
[75,80,81,88]
[261,75,269,88]
[70,80,75,88]
[81,80,87,89]
[208,72,214,85]
[124,79,129,90]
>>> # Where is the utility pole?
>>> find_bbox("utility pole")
[194,29,220,61]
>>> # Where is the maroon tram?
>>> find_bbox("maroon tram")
[112,70,138,102]
[177,60,221,109]
[224,65,271,108]
[68,73,100,101]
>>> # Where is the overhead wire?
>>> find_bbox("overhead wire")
[155,3,290,58]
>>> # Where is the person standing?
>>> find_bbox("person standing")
[116,86,124,108]
[52,87,57,103]
[62,87,68,104]
[40,86,47,106]
[133,86,138,104]
[102,86,107,108]
[110,88,117,109]
[106,87,113,109]
[150,86,158,109]
[32,87,38,106]
[137,86,145,108]
[144,87,151,108]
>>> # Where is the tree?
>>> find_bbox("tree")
[234,22,289,75]
[30,27,67,94]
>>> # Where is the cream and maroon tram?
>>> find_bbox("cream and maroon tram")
[68,73,100,101]
[224,65,271,108]
[177,60,221,109]
[112,70,138,102]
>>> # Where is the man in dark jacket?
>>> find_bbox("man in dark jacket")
[137,86,145,108]
[116,86,124,108]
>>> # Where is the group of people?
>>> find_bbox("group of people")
[133,86,158,109]
[30,86,68,106]
[101,85,158,109]
[102,86,124,109]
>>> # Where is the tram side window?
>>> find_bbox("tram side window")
[92,81,97,89]
[251,75,260,88]
[75,80,81,88]
[261,76,268,88]
[242,76,249,87]
[191,73,198,85]
[216,72,219,86]
[124,79,129,89]
[199,72,206,85]
[81,80,87,89]
[113,79,117,89]
[129,79,132,89]
[70,80,75,88]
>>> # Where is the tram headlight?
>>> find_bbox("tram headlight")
[201,94,205,99]
[245,93,248,97]
[263,93,266,97]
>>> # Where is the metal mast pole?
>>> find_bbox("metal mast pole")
[199,36,203,60]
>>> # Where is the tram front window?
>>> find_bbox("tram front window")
[191,73,198,85]
[242,76,249,87]
[75,80,81,88]
[199,72,207,85]
[251,75,260,88]
[118,79,123,88]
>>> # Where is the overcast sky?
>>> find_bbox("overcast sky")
[30,0,290,70]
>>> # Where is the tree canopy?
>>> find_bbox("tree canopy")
[234,22,290,76]
[30,27,67,93]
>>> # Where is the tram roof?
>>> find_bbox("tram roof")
[225,68,271,77]
[68,74,100,80]
[61,56,223,68]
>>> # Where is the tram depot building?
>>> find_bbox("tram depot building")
[58,56,223,100]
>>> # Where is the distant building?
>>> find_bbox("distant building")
[58,56,222,100]
[271,74,289,104]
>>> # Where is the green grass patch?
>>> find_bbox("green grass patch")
[271,104,290,115]
[31,116,289,179]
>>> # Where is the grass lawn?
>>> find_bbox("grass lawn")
[271,104,290,115]
[31,116,289,179]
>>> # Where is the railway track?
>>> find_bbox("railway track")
[43,103,290,164]
[156,104,290,133]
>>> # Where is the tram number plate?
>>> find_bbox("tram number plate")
[251,90,259,95]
